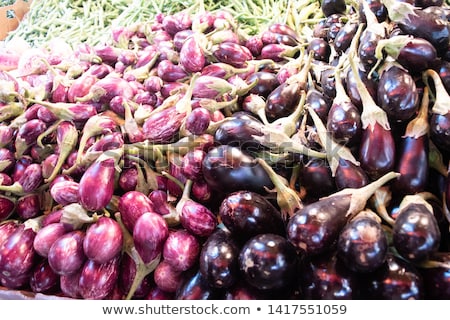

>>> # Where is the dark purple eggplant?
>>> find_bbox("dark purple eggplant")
[377,63,419,122]
[299,252,360,299]
[321,0,347,17]
[393,195,441,262]
[349,51,396,179]
[163,229,200,272]
[0,223,37,278]
[287,172,399,256]
[383,0,450,55]
[239,233,297,291]
[334,21,359,54]
[175,269,221,300]
[326,65,362,147]
[307,38,332,62]
[199,228,239,289]
[392,88,429,194]
[202,145,274,195]
[423,69,450,154]
[246,71,280,98]
[214,112,265,152]
[337,211,388,273]
[78,256,120,300]
[375,36,437,74]
[48,230,86,276]
[219,190,285,242]
[362,253,423,299]
[335,158,370,190]
[83,216,123,264]
[299,158,336,200]
[14,118,47,158]
[418,252,450,299]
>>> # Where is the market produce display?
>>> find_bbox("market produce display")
[0,0,450,300]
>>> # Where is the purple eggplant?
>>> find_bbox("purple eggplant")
[239,233,298,291]
[0,195,16,221]
[0,223,37,278]
[119,254,152,299]
[14,118,47,158]
[199,228,240,289]
[83,216,123,264]
[219,190,285,242]
[179,34,206,73]
[118,190,155,233]
[287,172,399,256]
[377,63,419,122]
[212,42,253,68]
[185,107,211,135]
[78,256,120,300]
[16,193,40,220]
[29,259,60,294]
[76,76,135,104]
[202,145,274,195]
[383,0,450,55]
[33,223,68,258]
[153,260,183,293]
[78,157,116,212]
[163,229,200,272]
[142,106,186,143]
[133,211,169,264]
[180,199,217,238]
[157,59,189,82]
[48,230,86,276]
[60,270,82,298]
[50,180,80,205]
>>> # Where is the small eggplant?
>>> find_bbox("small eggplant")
[287,172,399,256]
[163,229,200,272]
[202,145,274,195]
[83,216,123,264]
[33,223,68,258]
[0,223,37,278]
[118,190,155,233]
[78,157,117,212]
[219,190,285,242]
[47,230,86,276]
[133,211,169,264]
[199,228,240,289]
[78,256,120,300]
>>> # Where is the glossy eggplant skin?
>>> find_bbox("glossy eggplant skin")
[430,112,450,154]
[175,269,222,300]
[239,233,298,291]
[299,253,360,299]
[377,66,419,122]
[326,101,362,147]
[214,113,264,152]
[392,135,428,195]
[395,7,450,55]
[396,38,438,73]
[265,81,302,120]
[199,228,240,289]
[202,145,274,195]
[361,253,424,299]
[359,123,396,180]
[219,191,285,242]
[393,203,441,263]
[287,194,351,256]
[418,252,450,299]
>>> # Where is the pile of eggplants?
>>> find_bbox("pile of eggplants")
[0,0,450,300]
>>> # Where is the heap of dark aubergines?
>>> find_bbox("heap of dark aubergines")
[1,0,450,300]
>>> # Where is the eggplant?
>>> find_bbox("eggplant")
[383,0,450,55]
[202,145,274,195]
[287,172,399,256]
